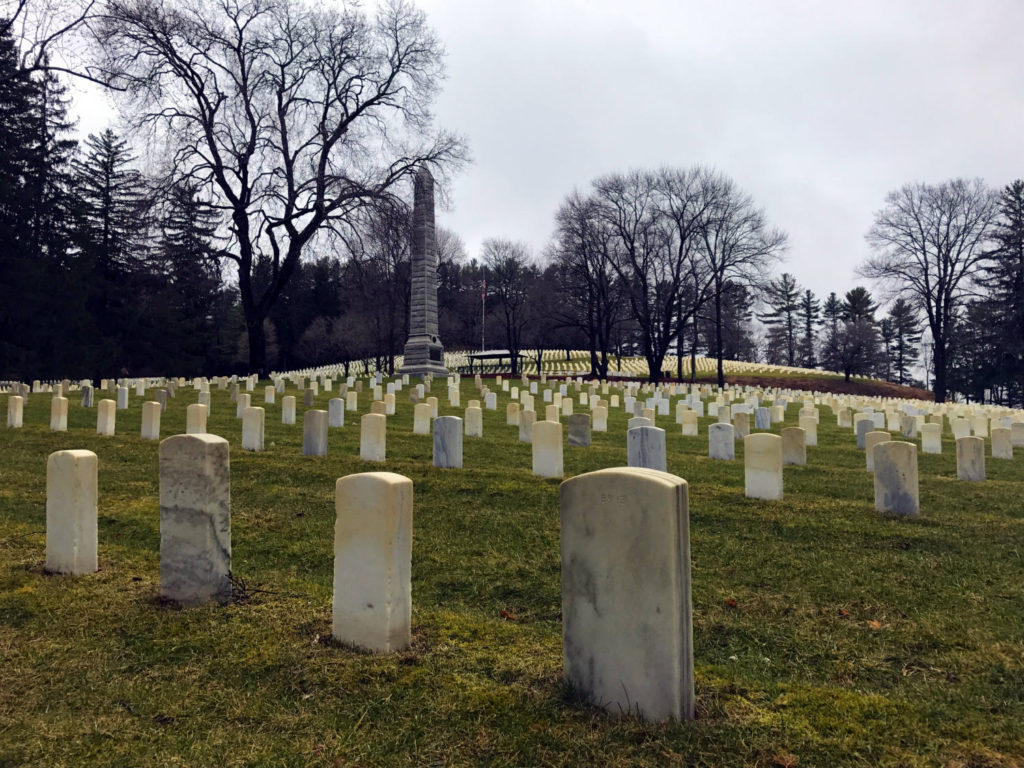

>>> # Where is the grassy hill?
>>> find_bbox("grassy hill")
[1,380,1021,767]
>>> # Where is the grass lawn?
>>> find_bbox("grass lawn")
[1,382,1023,767]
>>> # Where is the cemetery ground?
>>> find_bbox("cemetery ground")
[1,382,1023,767]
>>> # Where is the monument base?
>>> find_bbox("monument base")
[400,334,449,378]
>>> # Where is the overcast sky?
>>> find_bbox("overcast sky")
[75,0,1024,303]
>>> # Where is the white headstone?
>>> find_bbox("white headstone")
[532,420,563,478]
[141,401,162,440]
[332,472,412,653]
[744,433,783,500]
[360,413,387,462]
[186,403,207,434]
[242,406,265,451]
[45,449,99,575]
[560,467,694,722]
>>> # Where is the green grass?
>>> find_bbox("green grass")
[1,383,1023,767]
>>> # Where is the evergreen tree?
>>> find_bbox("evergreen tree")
[981,180,1024,405]
[0,22,38,375]
[836,286,881,381]
[759,272,800,365]
[886,298,920,386]
[73,128,153,374]
[820,292,843,372]
[74,129,149,274]
[797,289,820,368]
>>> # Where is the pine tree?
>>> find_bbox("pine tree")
[74,129,149,276]
[73,128,152,374]
[820,292,842,372]
[886,298,920,386]
[981,180,1024,405]
[797,289,820,368]
[759,272,800,366]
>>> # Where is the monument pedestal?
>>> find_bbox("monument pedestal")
[401,334,448,378]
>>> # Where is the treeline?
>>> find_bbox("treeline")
[3,13,1024,406]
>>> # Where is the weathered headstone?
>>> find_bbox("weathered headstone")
[855,416,873,449]
[864,430,891,471]
[991,427,1013,460]
[568,413,591,447]
[507,402,520,426]
[592,405,608,432]
[159,434,231,605]
[799,415,817,446]
[328,398,345,428]
[873,441,919,517]
[628,416,654,430]
[753,407,770,430]
[733,411,750,439]
[920,422,941,454]
[116,386,129,410]
[236,393,251,419]
[464,405,483,438]
[708,422,735,460]
[519,409,537,443]
[332,472,412,653]
[627,426,667,471]
[680,410,698,436]
[433,416,463,468]
[265,385,276,405]
[744,433,783,500]
[545,403,561,422]
[781,426,806,466]
[956,436,985,481]
[303,410,328,456]
[560,467,694,722]
[45,449,99,575]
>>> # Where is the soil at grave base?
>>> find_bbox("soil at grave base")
[719,375,933,401]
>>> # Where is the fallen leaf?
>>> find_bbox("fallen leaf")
[773,752,799,767]
[867,619,883,630]
[725,598,738,608]
[499,609,516,621]
[837,609,850,618]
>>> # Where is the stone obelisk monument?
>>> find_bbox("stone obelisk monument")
[400,168,448,378]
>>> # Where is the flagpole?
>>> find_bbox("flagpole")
[481,268,486,353]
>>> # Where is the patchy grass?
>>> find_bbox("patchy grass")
[1,382,1023,767]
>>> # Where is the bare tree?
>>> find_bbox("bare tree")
[697,172,787,387]
[1,0,105,84]
[863,178,996,402]
[592,169,707,383]
[550,189,623,378]
[94,0,466,374]
[481,238,535,375]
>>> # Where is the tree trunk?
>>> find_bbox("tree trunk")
[714,288,725,388]
[245,314,267,377]
[932,340,947,403]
